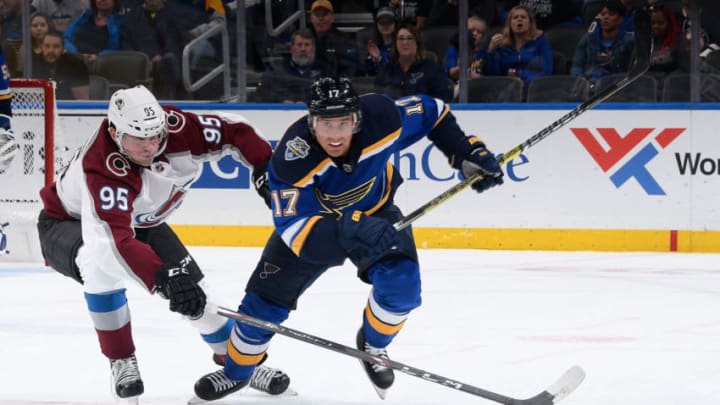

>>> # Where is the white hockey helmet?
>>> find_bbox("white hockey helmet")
[107,85,168,160]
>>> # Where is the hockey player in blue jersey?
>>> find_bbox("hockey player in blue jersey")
[193,76,504,401]
[0,47,15,172]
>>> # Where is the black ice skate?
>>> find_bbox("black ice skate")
[110,354,144,400]
[193,365,291,402]
[356,328,394,399]
[209,354,290,395]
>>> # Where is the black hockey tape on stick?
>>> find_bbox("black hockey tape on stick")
[393,8,652,232]
[209,304,585,404]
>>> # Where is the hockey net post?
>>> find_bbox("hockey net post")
[0,79,57,262]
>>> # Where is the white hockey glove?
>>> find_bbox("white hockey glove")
[0,128,18,173]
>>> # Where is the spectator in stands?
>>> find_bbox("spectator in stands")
[279,28,329,79]
[172,0,227,69]
[445,16,489,82]
[32,31,90,100]
[570,0,634,83]
[309,0,362,77]
[486,5,553,86]
[121,0,183,100]
[648,3,682,76]
[502,0,582,30]
[64,0,123,67]
[31,12,55,56]
[378,0,431,29]
[0,0,23,74]
[32,0,90,33]
[374,22,453,101]
[256,28,328,103]
[365,7,396,76]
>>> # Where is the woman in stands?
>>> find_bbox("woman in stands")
[374,22,453,102]
[648,3,683,77]
[30,12,55,56]
[364,7,396,76]
[445,15,490,82]
[486,5,553,86]
[63,0,122,68]
[570,0,634,84]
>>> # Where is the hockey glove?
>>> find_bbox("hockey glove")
[461,144,504,193]
[338,211,401,264]
[252,163,272,209]
[154,262,206,318]
[0,128,18,172]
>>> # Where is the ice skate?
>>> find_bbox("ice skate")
[191,365,291,403]
[356,328,394,399]
[110,354,144,401]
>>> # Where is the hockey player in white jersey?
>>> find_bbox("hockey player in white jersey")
[36,85,289,402]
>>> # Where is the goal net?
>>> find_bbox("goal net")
[0,79,60,262]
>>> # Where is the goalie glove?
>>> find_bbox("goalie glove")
[154,261,206,318]
[0,128,18,173]
[460,141,504,193]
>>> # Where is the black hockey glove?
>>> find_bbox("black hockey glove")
[154,262,206,318]
[252,163,272,209]
[461,144,504,193]
[338,211,401,264]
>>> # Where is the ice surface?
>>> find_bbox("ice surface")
[1,248,719,404]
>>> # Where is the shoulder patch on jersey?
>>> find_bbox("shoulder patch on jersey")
[285,136,311,161]
[106,152,130,177]
[166,109,186,134]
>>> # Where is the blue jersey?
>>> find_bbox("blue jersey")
[0,46,11,129]
[268,93,477,263]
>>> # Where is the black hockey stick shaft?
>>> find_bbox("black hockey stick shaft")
[393,10,651,232]
[210,304,584,404]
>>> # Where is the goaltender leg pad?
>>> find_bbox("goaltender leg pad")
[37,210,83,283]
[363,257,421,347]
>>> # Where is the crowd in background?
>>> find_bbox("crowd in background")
[1,0,719,102]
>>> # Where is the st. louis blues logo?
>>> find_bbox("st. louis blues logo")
[285,137,310,161]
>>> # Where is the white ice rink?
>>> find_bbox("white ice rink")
[1,247,719,405]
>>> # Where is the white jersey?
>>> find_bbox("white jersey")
[40,106,272,289]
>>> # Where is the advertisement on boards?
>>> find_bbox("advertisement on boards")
[49,106,719,232]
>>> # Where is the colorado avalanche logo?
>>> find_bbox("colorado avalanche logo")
[134,184,188,227]
[106,152,130,177]
[285,136,310,161]
[166,110,187,134]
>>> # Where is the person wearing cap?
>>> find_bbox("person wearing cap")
[365,7,396,75]
[309,0,363,77]
[570,0,635,83]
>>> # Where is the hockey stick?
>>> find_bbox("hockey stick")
[393,9,652,232]
[210,304,585,404]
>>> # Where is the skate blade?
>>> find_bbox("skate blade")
[373,385,388,400]
[187,388,299,404]
[118,397,139,404]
